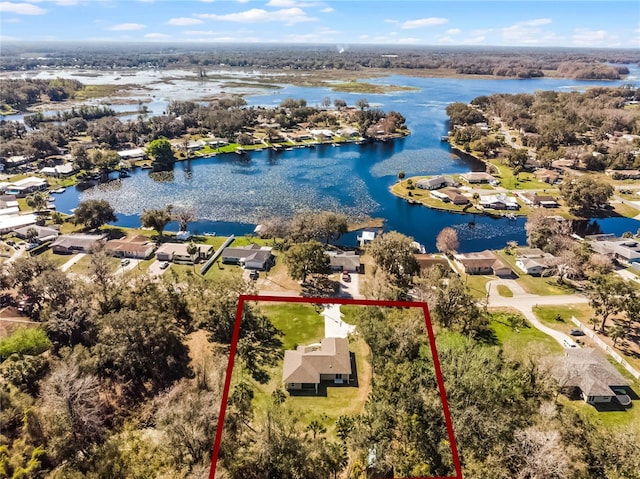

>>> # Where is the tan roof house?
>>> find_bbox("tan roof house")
[283,337,352,394]
[105,235,155,259]
[454,250,512,276]
[156,242,213,264]
[415,254,451,273]
[534,168,560,184]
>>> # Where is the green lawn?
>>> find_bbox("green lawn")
[533,304,593,326]
[497,251,578,295]
[259,303,325,349]
[491,312,563,356]
[463,273,492,299]
[496,284,513,297]
[40,250,74,268]
[66,254,120,274]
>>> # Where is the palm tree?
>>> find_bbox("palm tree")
[610,323,626,347]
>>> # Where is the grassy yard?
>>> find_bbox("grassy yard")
[533,304,594,326]
[66,253,120,274]
[259,303,324,350]
[490,310,563,357]
[497,251,578,295]
[612,201,640,218]
[496,284,513,297]
[230,303,372,439]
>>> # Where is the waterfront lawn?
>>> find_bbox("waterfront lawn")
[489,161,555,191]
[613,201,640,218]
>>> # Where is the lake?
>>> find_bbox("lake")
[42,68,640,252]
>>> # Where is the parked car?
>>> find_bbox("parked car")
[121,259,130,267]
[569,329,585,336]
[562,338,578,348]
[249,271,259,280]
[160,261,170,269]
[342,271,351,282]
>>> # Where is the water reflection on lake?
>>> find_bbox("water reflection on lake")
[33,70,640,251]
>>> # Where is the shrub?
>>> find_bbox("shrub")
[0,328,51,362]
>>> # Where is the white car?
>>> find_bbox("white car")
[121,259,131,267]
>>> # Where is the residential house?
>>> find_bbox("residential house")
[454,250,512,276]
[40,163,76,177]
[416,175,459,190]
[515,248,556,276]
[326,251,361,273]
[4,177,48,197]
[479,193,520,210]
[461,172,497,184]
[431,188,469,205]
[221,244,274,270]
[0,214,37,235]
[105,235,155,259]
[338,127,359,139]
[13,225,59,243]
[587,234,640,263]
[418,176,447,190]
[0,195,19,214]
[51,233,108,255]
[414,254,451,273]
[117,148,147,161]
[520,192,559,208]
[156,242,213,264]
[555,348,629,405]
[3,155,30,169]
[534,168,561,184]
[606,169,640,180]
[282,337,352,394]
[204,138,229,147]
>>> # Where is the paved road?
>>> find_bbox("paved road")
[487,278,588,347]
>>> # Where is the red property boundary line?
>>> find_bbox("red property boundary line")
[208,295,463,479]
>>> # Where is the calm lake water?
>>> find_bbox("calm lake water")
[44,69,640,252]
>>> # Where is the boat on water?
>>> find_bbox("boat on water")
[51,187,66,194]
[505,213,517,220]
[140,163,153,169]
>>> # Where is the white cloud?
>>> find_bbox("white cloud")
[445,28,460,35]
[462,36,486,44]
[571,28,612,46]
[108,23,146,31]
[320,7,333,12]
[167,17,203,26]
[401,17,448,29]
[145,32,171,39]
[196,7,316,25]
[502,19,560,45]
[266,0,296,6]
[520,18,552,27]
[236,0,249,2]
[397,37,420,44]
[0,2,46,14]
[384,19,399,24]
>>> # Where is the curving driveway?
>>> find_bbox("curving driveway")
[486,278,589,347]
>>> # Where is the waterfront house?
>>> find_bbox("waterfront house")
[156,242,213,264]
[431,188,469,205]
[454,250,512,276]
[326,251,361,273]
[417,176,447,190]
[51,233,108,255]
[0,214,38,235]
[117,148,147,161]
[105,235,155,259]
[414,254,451,273]
[461,172,497,184]
[520,192,559,208]
[221,244,274,270]
[4,177,48,197]
[515,248,556,276]
[39,163,76,177]
[479,193,519,210]
[586,234,640,263]
[283,337,352,394]
[555,348,630,406]
[0,195,19,211]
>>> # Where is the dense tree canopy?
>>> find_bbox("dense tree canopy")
[72,199,117,230]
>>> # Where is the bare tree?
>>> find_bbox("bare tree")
[39,359,106,463]
[435,227,459,255]
[508,427,573,479]
[172,208,197,232]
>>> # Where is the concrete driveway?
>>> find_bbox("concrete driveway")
[147,260,170,277]
[339,272,363,299]
[487,278,588,347]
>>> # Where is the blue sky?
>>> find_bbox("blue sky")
[1,0,639,48]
